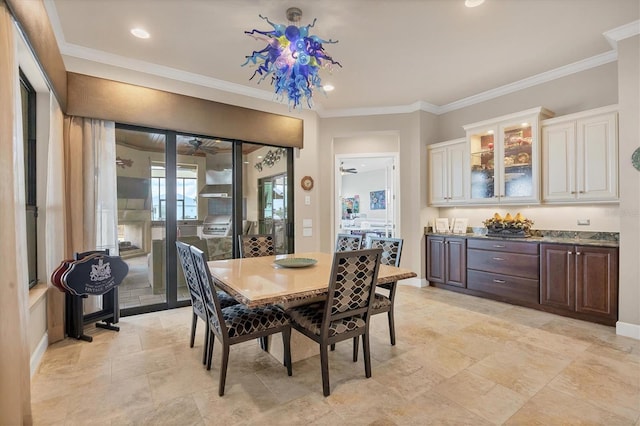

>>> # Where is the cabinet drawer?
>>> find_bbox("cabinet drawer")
[467,239,539,255]
[467,249,539,279]
[467,270,539,304]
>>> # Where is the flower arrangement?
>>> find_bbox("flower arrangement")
[483,212,533,237]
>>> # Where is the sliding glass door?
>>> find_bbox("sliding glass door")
[115,125,294,316]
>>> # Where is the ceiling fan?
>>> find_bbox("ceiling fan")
[185,138,218,156]
[340,162,358,174]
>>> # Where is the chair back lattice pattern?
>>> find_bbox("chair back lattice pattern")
[335,233,363,252]
[190,246,226,336]
[238,234,275,258]
[366,237,403,267]
[326,248,383,319]
[176,241,207,320]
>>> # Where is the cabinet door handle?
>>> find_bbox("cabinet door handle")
[493,244,505,248]
[492,257,504,261]
[493,279,506,284]
[579,191,586,194]
[568,251,572,255]
[571,191,577,194]
[576,252,581,256]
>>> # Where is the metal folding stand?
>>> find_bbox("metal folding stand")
[64,249,122,342]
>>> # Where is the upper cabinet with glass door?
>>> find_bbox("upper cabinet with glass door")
[464,107,554,204]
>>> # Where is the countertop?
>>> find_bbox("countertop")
[425,232,619,248]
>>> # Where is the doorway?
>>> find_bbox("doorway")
[335,153,399,245]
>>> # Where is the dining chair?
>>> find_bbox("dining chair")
[176,241,239,365]
[355,236,404,354]
[238,234,275,258]
[237,233,276,350]
[335,233,363,252]
[190,245,292,396]
[287,248,383,396]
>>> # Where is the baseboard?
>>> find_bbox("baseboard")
[30,332,48,377]
[399,277,427,288]
[616,321,640,340]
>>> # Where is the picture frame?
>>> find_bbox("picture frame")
[370,190,386,210]
[434,218,450,233]
[452,218,469,234]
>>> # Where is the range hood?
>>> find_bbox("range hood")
[198,184,233,198]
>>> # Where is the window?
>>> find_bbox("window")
[151,162,198,220]
[19,70,38,288]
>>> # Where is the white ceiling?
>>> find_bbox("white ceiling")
[45,0,639,116]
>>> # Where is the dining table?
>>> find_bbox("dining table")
[207,251,417,362]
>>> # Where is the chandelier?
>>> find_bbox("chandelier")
[242,7,341,109]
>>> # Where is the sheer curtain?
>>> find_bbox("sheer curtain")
[0,2,33,423]
[45,93,67,343]
[63,117,118,314]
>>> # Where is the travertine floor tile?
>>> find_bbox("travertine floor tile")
[435,370,528,424]
[29,286,639,425]
[505,387,635,425]
[548,352,640,421]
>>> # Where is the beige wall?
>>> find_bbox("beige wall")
[616,35,640,332]
[435,63,619,142]
[318,112,439,282]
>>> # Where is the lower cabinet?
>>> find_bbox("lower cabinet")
[426,235,466,288]
[425,235,619,326]
[466,239,539,305]
[540,243,618,325]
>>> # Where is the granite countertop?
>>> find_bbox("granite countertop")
[425,230,619,248]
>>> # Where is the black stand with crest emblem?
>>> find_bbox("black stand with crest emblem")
[61,250,129,342]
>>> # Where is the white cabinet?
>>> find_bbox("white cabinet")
[428,138,467,206]
[464,107,554,205]
[542,106,618,203]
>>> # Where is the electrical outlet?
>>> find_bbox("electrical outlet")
[577,219,590,226]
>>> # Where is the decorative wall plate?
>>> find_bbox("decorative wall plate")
[632,147,640,172]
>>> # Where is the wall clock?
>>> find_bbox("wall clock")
[301,176,314,191]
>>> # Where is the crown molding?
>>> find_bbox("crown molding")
[437,50,618,114]
[604,19,640,49]
[42,0,632,119]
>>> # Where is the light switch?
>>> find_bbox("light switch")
[305,195,311,205]
[303,228,313,237]
[303,219,312,228]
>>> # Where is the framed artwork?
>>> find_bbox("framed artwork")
[435,218,450,233]
[370,190,386,210]
[341,195,360,218]
[452,218,469,234]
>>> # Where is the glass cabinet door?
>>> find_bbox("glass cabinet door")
[501,122,534,199]
[468,126,497,201]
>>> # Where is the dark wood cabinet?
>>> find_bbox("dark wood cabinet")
[541,243,618,325]
[466,238,540,305]
[426,236,466,288]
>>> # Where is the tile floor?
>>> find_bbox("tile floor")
[31,286,640,425]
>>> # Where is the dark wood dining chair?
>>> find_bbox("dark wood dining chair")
[190,245,292,396]
[238,234,275,258]
[237,233,276,350]
[335,233,363,252]
[176,241,239,364]
[355,236,404,355]
[287,248,383,396]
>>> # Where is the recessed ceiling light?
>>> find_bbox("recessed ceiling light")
[323,84,335,92]
[130,28,150,39]
[465,0,485,7]
[487,130,494,134]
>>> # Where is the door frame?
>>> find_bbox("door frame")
[334,152,400,242]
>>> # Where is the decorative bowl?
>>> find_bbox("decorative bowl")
[274,258,317,268]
